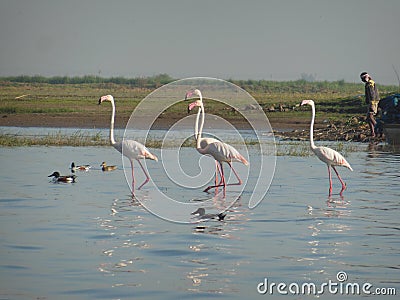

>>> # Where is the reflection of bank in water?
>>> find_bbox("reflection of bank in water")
[383,123,400,146]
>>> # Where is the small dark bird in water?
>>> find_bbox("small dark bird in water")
[48,171,77,183]
[191,207,226,221]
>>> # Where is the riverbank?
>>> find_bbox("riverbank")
[0,111,384,146]
[0,104,384,144]
[0,80,393,144]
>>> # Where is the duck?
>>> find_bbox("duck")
[101,162,117,172]
[48,171,77,183]
[70,162,91,172]
[191,207,226,221]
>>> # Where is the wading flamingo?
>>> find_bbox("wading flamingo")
[185,90,222,189]
[186,89,248,194]
[99,95,158,195]
[301,99,353,196]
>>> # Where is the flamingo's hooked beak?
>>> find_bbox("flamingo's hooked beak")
[188,101,200,114]
[98,95,109,105]
[300,99,311,106]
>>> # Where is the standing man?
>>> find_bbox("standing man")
[360,72,380,137]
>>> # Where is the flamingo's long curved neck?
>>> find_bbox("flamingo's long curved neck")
[109,99,117,145]
[194,104,200,141]
[194,92,204,150]
[309,102,317,150]
[198,104,206,148]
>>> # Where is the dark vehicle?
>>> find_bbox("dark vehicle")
[376,94,400,145]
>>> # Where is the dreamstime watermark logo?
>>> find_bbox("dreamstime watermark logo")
[121,77,276,223]
[257,271,397,296]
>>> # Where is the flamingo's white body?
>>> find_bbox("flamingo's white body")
[99,95,158,194]
[186,89,248,193]
[301,99,353,196]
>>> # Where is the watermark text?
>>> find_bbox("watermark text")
[257,272,396,296]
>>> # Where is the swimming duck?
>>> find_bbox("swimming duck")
[70,162,91,172]
[48,171,77,183]
[191,207,226,221]
[101,162,117,172]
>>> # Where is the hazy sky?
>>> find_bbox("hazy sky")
[1,0,399,85]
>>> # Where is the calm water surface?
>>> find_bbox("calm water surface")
[0,142,399,299]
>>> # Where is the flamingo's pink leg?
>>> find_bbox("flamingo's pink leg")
[137,159,150,190]
[332,166,346,196]
[214,160,219,193]
[225,162,242,186]
[204,161,243,194]
[220,162,226,197]
[213,162,242,188]
[204,161,226,193]
[215,161,218,185]
[215,161,225,184]
[130,160,135,195]
[327,166,333,197]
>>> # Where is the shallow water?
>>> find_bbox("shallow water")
[0,143,399,299]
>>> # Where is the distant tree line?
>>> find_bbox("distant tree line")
[228,78,354,93]
[0,73,175,88]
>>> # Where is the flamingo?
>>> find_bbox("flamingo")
[186,89,248,194]
[99,95,158,195]
[185,90,222,189]
[301,99,353,196]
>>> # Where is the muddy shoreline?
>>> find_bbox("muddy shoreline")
[0,112,384,143]
[0,112,308,131]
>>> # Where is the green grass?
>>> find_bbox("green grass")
[0,131,108,147]
[0,106,74,114]
[1,77,397,120]
[0,81,148,117]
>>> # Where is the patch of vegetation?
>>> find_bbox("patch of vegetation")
[0,73,175,88]
[0,131,108,147]
[0,106,74,114]
[274,140,359,156]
